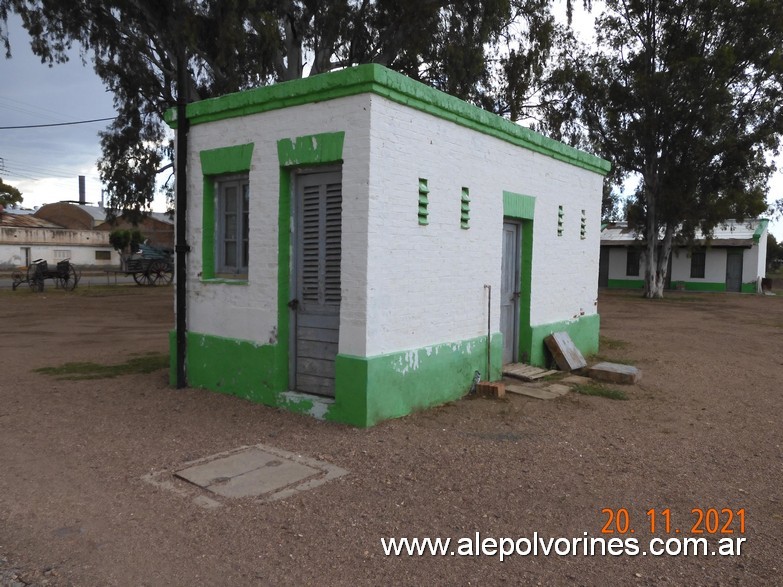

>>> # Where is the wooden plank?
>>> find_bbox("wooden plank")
[502,363,560,382]
[297,326,339,344]
[297,340,337,361]
[295,374,335,396]
[297,357,335,379]
[544,332,587,372]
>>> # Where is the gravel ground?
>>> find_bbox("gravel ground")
[1,285,781,586]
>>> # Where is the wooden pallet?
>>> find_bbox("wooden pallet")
[502,363,559,382]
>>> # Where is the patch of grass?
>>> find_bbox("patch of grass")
[34,352,169,380]
[573,383,628,400]
[599,335,628,350]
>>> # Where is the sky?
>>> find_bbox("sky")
[1,6,781,240]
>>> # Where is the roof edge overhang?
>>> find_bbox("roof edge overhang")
[165,64,611,176]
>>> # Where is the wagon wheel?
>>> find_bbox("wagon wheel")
[11,270,24,291]
[148,260,173,286]
[27,265,44,292]
[59,264,79,291]
[29,275,44,292]
[133,271,152,286]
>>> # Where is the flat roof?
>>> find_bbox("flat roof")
[166,64,611,177]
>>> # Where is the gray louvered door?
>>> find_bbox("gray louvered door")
[292,170,342,396]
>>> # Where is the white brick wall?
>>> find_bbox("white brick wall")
[364,96,603,356]
[184,95,373,353]
[183,92,604,359]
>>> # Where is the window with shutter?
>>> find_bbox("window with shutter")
[216,175,249,276]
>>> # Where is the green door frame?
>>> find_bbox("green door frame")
[502,191,535,363]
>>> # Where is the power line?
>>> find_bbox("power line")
[0,117,116,130]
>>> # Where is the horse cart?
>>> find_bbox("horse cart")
[12,259,80,292]
[125,243,174,286]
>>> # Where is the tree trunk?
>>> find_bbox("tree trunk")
[643,184,661,298]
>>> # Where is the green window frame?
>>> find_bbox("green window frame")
[199,143,254,281]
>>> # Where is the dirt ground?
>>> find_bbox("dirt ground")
[1,284,781,586]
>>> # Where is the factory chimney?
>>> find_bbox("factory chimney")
[78,175,86,205]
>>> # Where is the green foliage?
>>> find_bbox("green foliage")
[544,0,783,298]
[0,176,22,207]
[34,352,169,380]
[768,234,783,269]
[108,229,144,253]
[1,0,558,213]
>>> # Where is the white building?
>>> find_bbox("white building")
[0,209,117,269]
[169,64,610,426]
[599,220,768,293]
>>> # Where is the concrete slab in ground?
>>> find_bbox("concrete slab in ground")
[144,443,348,507]
[176,447,320,499]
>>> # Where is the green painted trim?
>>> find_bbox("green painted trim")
[199,144,254,175]
[460,187,470,229]
[277,132,345,167]
[753,219,769,244]
[275,132,346,395]
[518,220,534,364]
[202,177,216,279]
[418,178,430,225]
[606,279,645,289]
[527,314,600,368]
[276,170,293,392]
[502,194,535,364]
[199,143,255,280]
[332,334,503,427]
[171,64,610,176]
[503,191,535,220]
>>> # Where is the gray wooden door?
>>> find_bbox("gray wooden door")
[725,250,743,292]
[501,221,521,364]
[291,170,342,396]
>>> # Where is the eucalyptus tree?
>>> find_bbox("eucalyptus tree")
[543,0,783,297]
[1,0,556,213]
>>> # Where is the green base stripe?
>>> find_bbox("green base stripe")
[334,334,503,427]
[525,314,600,367]
[170,330,502,427]
[608,279,757,293]
[177,332,281,404]
[680,281,726,292]
[169,64,609,176]
[740,282,757,293]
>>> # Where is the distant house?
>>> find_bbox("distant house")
[1,200,174,269]
[168,64,610,426]
[0,206,117,269]
[599,219,768,293]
